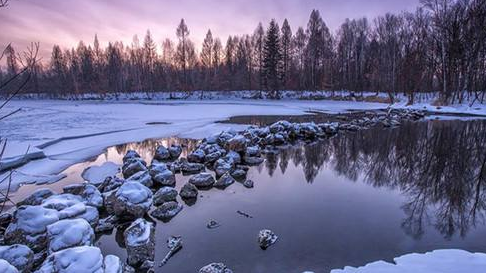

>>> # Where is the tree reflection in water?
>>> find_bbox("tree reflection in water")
[263,120,486,240]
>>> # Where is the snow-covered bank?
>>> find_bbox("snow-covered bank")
[331,249,486,273]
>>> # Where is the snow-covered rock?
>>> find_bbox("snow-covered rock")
[97,176,124,193]
[63,183,103,208]
[16,188,56,207]
[150,201,183,221]
[0,259,18,273]
[243,156,264,165]
[126,170,153,188]
[5,205,60,252]
[103,255,123,273]
[213,158,234,177]
[154,145,171,161]
[36,246,104,273]
[0,244,34,272]
[187,149,206,163]
[46,218,94,254]
[243,179,254,188]
[122,158,147,179]
[179,183,198,199]
[94,215,118,233]
[199,262,233,273]
[41,194,83,211]
[225,135,247,152]
[258,229,278,249]
[124,219,155,267]
[153,187,178,206]
[149,164,176,187]
[168,145,183,160]
[189,173,215,188]
[214,172,235,189]
[106,181,152,219]
[123,150,141,162]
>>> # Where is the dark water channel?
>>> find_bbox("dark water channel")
[10,118,486,272]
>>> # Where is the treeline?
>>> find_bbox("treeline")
[1,0,485,103]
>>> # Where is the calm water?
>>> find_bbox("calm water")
[10,119,486,272]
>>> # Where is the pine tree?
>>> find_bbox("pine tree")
[201,30,214,91]
[253,23,265,92]
[263,19,282,94]
[176,19,190,88]
[143,30,157,91]
[281,19,293,89]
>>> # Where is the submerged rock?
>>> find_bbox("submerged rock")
[258,229,278,249]
[179,183,198,199]
[124,218,155,267]
[36,246,104,273]
[199,262,233,273]
[160,235,183,266]
[46,218,94,254]
[150,201,183,221]
[189,173,215,188]
[0,244,34,272]
[243,180,254,188]
[153,187,178,206]
[206,220,221,229]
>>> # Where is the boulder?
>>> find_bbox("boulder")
[187,149,206,163]
[245,146,261,157]
[243,156,264,166]
[168,145,183,160]
[16,188,55,207]
[213,158,234,178]
[63,183,103,208]
[124,219,155,267]
[4,205,59,252]
[97,176,124,193]
[41,194,83,211]
[150,201,183,221]
[179,183,198,199]
[153,187,178,206]
[225,151,241,164]
[36,246,104,273]
[0,244,34,272]
[122,158,147,179]
[107,182,152,219]
[230,169,247,180]
[258,229,278,249]
[46,219,94,254]
[225,135,247,152]
[150,165,176,187]
[94,215,118,233]
[199,263,233,273]
[214,173,235,189]
[123,150,141,162]
[103,255,123,273]
[154,145,171,161]
[126,170,153,188]
[189,173,215,188]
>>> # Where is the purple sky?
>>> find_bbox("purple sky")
[1,0,420,60]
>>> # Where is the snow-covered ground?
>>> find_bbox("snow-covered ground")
[1,98,485,191]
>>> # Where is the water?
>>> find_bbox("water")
[9,119,486,272]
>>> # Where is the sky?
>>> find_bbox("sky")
[0,0,421,61]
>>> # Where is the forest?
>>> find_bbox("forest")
[1,0,485,104]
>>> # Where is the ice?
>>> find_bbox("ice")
[81,162,120,186]
[330,249,486,273]
[36,246,104,273]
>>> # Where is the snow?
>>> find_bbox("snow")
[7,205,59,235]
[36,246,104,273]
[0,259,18,273]
[124,218,153,247]
[46,218,94,254]
[81,162,120,186]
[330,249,486,273]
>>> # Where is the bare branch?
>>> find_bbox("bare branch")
[0,0,9,8]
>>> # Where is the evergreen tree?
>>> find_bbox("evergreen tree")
[263,19,282,94]
[253,23,265,92]
[281,19,293,89]
[176,19,190,88]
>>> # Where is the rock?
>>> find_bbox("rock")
[94,215,118,233]
[140,260,154,271]
[187,149,206,163]
[103,255,123,273]
[213,158,234,177]
[154,145,171,161]
[82,162,120,187]
[63,183,103,208]
[124,219,155,267]
[181,161,205,174]
[153,187,178,206]
[225,135,247,152]
[41,194,98,226]
[123,150,141,162]
[258,229,278,249]
[5,205,59,252]
[16,188,55,207]
[243,180,254,188]
[168,145,183,160]
[245,146,261,157]
[36,246,104,273]
[160,235,183,266]
[225,151,241,164]
[243,156,264,166]
[41,194,83,211]
[0,244,34,272]
[274,133,286,145]
[126,170,153,188]
[122,159,147,179]
[46,218,94,254]
[230,169,247,180]
[206,220,221,229]
[199,263,233,273]
[75,205,99,227]
[107,182,153,219]
[151,167,175,187]
[0,259,18,273]
[150,201,183,221]
[97,176,124,193]
[0,209,13,228]
[204,151,223,164]
[179,183,198,199]
[214,173,235,189]
[189,173,215,188]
